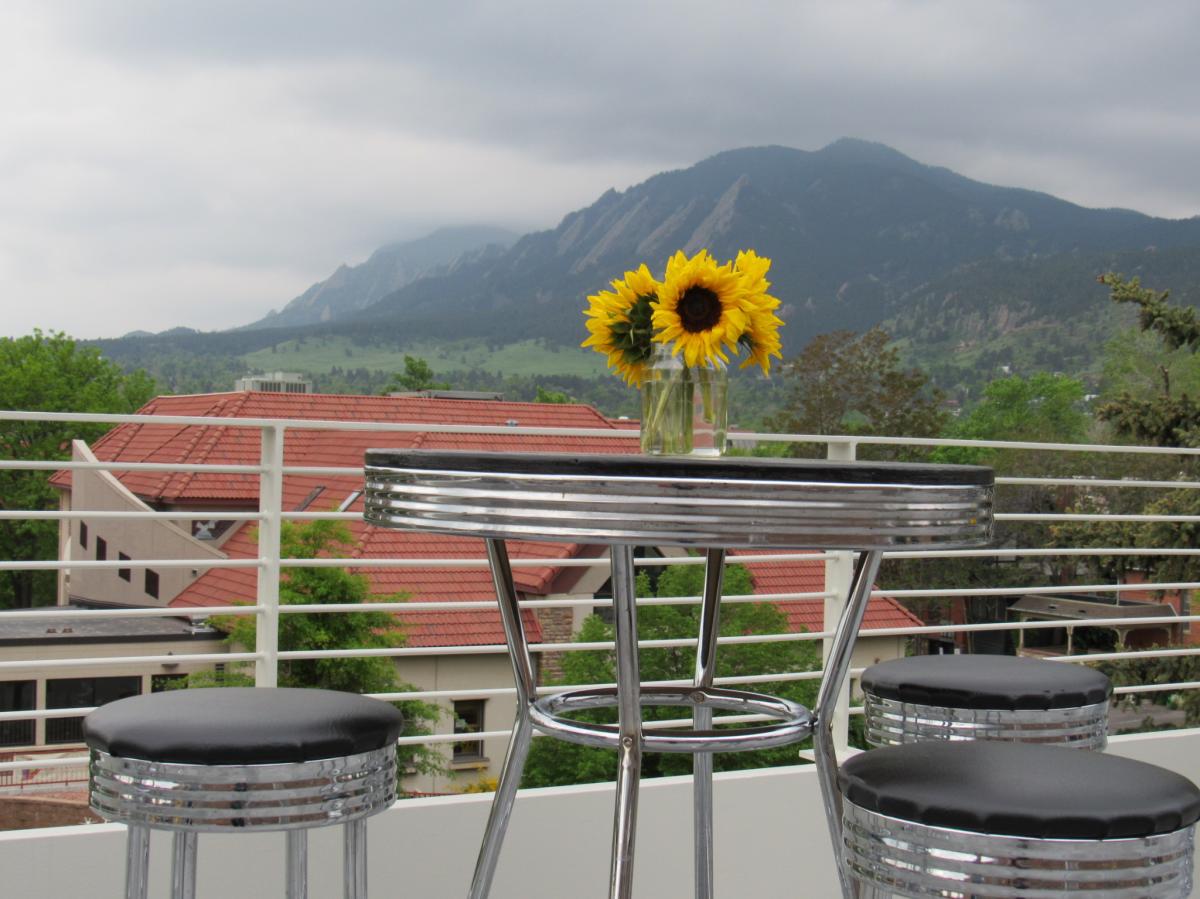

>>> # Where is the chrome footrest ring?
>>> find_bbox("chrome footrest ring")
[529,685,813,753]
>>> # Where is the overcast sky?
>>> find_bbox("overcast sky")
[2,1,1198,339]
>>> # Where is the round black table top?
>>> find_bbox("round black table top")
[861,654,1112,710]
[363,449,994,550]
[840,740,1200,840]
[365,449,993,486]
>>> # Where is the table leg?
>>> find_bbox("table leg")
[813,550,883,899]
[468,538,538,899]
[692,548,725,899]
[609,544,642,899]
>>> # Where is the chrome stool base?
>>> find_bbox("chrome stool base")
[863,696,1109,750]
[843,801,1196,898]
[530,684,813,752]
[90,745,396,899]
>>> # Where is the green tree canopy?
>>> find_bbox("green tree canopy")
[0,330,157,608]
[381,355,451,394]
[1096,273,1200,447]
[520,561,820,788]
[767,326,947,460]
[199,520,443,777]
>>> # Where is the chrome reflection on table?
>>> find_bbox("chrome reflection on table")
[363,450,993,899]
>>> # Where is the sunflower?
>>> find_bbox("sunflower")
[651,250,751,368]
[733,249,785,374]
[581,263,661,385]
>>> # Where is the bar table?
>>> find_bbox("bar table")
[363,450,993,899]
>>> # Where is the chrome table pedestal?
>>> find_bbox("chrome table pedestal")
[364,451,993,899]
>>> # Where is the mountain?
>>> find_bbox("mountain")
[244,225,518,329]
[348,139,1200,353]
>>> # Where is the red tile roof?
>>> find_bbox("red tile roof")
[68,391,917,649]
[734,549,922,634]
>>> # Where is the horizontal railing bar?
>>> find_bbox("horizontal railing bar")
[997,513,1200,522]
[0,409,638,437]
[0,757,89,773]
[0,559,262,571]
[0,459,265,474]
[0,605,258,621]
[277,591,833,614]
[883,547,1200,558]
[0,706,95,722]
[996,476,1200,489]
[3,550,1197,574]
[0,652,260,672]
[291,553,834,568]
[1113,682,1200,695]
[0,511,265,521]
[878,581,1200,599]
[1047,647,1200,663]
[742,431,1200,456]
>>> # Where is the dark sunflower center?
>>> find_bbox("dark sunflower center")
[678,287,721,333]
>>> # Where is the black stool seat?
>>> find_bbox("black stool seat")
[83,687,404,766]
[861,655,1111,710]
[840,741,1200,840]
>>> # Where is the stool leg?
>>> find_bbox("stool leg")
[170,830,197,899]
[468,539,539,899]
[286,830,308,899]
[344,819,367,898]
[609,543,643,899]
[125,823,150,899]
[692,548,725,899]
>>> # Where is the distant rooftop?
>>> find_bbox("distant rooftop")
[0,606,218,645]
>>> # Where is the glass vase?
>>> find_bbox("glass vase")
[640,344,728,456]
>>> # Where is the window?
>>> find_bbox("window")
[79,522,88,550]
[45,676,140,744]
[118,552,131,582]
[95,536,107,561]
[144,569,159,599]
[452,699,486,762]
[0,680,36,748]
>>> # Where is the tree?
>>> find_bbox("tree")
[520,562,821,788]
[197,520,443,777]
[1049,274,1200,584]
[381,355,451,394]
[767,327,947,460]
[534,385,572,404]
[1095,273,1200,447]
[0,331,157,608]
[880,373,1092,633]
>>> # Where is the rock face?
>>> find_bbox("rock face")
[351,139,1200,353]
[244,225,518,329]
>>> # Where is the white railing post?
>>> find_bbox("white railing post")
[255,424,285,688]
[823,439,857,755]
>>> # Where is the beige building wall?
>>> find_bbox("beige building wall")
[0,635,228,749]
[58,441,226,607]
[393,652,524,796]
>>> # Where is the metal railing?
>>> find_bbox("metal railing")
[1,409,1198,782]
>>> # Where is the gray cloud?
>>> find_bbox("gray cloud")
[2,0,1198,338]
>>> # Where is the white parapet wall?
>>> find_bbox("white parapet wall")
[3,728,1199,898]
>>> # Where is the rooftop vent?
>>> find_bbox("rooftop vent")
[234,372,312,394]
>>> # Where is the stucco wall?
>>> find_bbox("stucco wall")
[58,441,225,608]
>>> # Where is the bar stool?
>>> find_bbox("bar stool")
[861,655,1110,750]
[83,687,403,899]
[839,740,1200,898]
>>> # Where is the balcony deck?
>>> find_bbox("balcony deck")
[2,727,1197,897]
